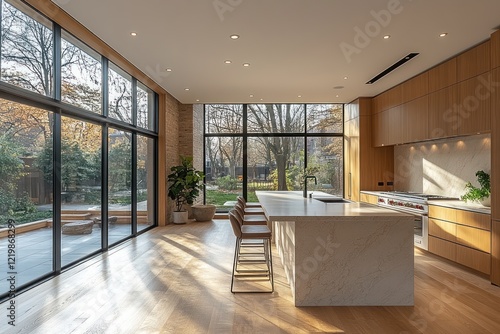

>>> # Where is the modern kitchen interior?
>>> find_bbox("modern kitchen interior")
[1,0,500,333]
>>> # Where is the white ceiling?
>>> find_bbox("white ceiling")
[51,0,500,104]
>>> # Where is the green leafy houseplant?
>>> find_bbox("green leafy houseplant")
[168,156,205,212]
[460,170,490,204]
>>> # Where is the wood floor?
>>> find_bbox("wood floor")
[2,219,500,334]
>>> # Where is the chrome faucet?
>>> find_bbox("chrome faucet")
[303,175,317,198]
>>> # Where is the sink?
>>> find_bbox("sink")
[313,197,351,204]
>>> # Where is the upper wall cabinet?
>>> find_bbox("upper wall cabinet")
[402,72,429,103]
[402,96,428,143]
[372,85,402,112]
[428,58,457,92]
[456,74,491,136]
[457,41,490,82]
[428,85,458,139]
[492,30,500,69]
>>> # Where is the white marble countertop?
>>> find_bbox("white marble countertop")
[359,190,491,215]
[255,191,412,221]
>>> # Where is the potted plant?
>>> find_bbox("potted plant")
[460,170,491,207]
[167,156,205,224]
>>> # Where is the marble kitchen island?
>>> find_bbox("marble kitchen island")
[255,191,415,306]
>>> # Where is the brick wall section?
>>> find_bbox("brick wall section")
[178,104,194,159]
[192,104,204,171]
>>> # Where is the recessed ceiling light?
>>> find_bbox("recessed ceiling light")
[196,99,200,102]
[343,76,348,80]
[439,33,448,37]
[184,88,190,91]
[336,95,340,98]
[130,32,137,36]
[230,34,239,40]
[260,98,263,101]
[224,60,232,64]
[383,35,390,39]
[249,94,254,98]
[243,63,250,67]
[166,68,172,72]
[298,95,302,98]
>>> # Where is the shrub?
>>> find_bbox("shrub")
[216,175,239,191]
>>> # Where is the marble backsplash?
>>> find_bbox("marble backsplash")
[394,134,491,198]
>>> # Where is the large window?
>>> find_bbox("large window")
[0,98,53,292]
[0,0,158,300]
[205,104,343,211]
[1,0,54,96]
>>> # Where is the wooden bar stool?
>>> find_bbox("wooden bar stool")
[237,196,264,215]
[234,203,268,225]
[229,210,274,293]
[237,196,262,208]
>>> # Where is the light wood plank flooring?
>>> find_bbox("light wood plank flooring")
[2,219,500,333]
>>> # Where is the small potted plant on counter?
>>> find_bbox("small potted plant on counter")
[167,156,205,224]
[460,170,490,207]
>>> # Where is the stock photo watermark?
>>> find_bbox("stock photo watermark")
[5,219,17,327]
[213,0,244,22]
[340,0,415,63]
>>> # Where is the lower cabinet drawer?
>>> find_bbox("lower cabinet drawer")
[456,244,491,275]
[456,225,491,253]
[429,236,456,262]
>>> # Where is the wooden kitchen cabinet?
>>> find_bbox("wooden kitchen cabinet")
[428,58,457,92]
[402,72,429,103]
[359,193,378,205]
[492,220,500,285]
[455,209,491,230]
[401,96,428,143]
[429,236,456,262]
[429,205,457,222]
[492,30,500,69]
[428,85,458,139]
[428,205,491,275]
[491,67,500,285]
[456,41,490,82]
[492,67,500,221]
[345,98,394,199]
[429,218,456,242]
[456,74,491,136]
[456,244,491,275]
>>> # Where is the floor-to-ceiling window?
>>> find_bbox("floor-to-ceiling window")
[204,104,343,211]
[0,0,158,300]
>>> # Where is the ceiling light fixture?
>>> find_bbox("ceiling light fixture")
[343,76,348,80]
[249,94,254,98]
[184,88,190,91]
[439,32,448,37]
[224,60,232,64]
[298,95,302,98]
[383,35,391,39]
[130,32,137,36]
[366,52,419,84]
[243,63,250,67]
[230,34,239,39]
[336,95,340,98]
[166,68,172,72]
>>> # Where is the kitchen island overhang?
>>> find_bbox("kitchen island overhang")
[256,191,415,306]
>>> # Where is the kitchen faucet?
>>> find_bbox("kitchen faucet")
[303,175,317,198]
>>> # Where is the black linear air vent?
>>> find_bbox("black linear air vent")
[366,53,419,84]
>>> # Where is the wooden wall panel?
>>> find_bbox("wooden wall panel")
[492,30,500,69]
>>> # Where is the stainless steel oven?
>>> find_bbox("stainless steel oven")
[377,194,429,250]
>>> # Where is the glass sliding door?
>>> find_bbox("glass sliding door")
[60,116,102,265]
[108,128,132,244]
[0,98,53,294]
[137,135,155,231]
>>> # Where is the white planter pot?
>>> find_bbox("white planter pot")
[172,211,188,224]
[480,196,491,207]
